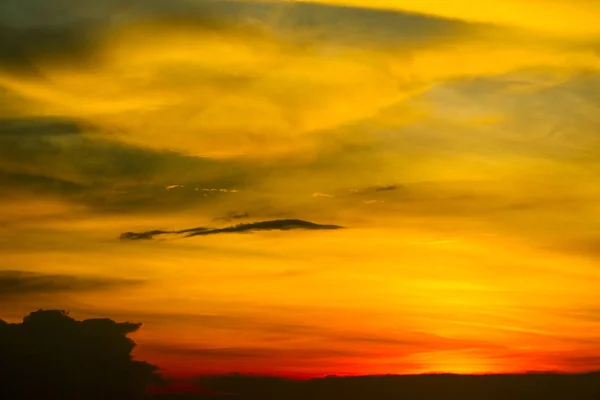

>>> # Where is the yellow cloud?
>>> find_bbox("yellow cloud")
[3,22,599,160]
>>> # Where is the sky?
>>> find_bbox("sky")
[1,0,600,379]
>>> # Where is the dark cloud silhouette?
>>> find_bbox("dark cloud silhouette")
[0,310,163,400]
[375,185,400,192]
[0,25,104,75]
[176,226,214,235]
[120,230,174,241]
[193,372,600,400]
[0,115,255,213]
[0,1,227,75]
[214,212,250,222]
[349,184,404,195]
[0,117,86,136]
[0,170,84,196]
[0,270,142,298]
[185,219,344,237]
[120,219,344,241]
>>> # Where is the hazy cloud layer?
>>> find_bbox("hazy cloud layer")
[0,271,143,298]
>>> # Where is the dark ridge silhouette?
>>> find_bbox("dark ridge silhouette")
[0,310,164,400]
[120,219,344,241]
[187,372,600,400]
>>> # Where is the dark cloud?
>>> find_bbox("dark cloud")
[0,309,163,400]
[375,185,400,192]
[0,170,84,196]
[199,0,485,48]
[214,212,250,222]
[0,117,86,137]
[0,270,143,299]
[0,0,494,74]
[119,230,173,241]
[0,1,219,74]
[185,219,344,237]
[0,25,103,75]
[0,114,255,213]
[119,219,344,241]
[350,184,404,194]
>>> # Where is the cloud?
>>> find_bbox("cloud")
[345,184,403,195]
[0,117,86,136]
[1,1,599,223]
[184,219,344,237]
[214,212,250,222]
[0,0,230,74]
[292,0,600,37]
[0,24,99,75]
[119,219,344,240]
[0,309,162,399]
[5,0,597,162]
[119,230,181,241]
[0,271,143,298]
[0,113,259,214]
[375,185,400,192]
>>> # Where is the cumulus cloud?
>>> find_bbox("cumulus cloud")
[0,309,162,400]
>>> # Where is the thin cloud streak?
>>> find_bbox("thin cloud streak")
[120,219,344,240]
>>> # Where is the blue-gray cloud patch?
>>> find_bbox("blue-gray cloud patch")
[0,0,498,75]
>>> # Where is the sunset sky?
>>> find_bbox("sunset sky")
[2,0,600,379]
